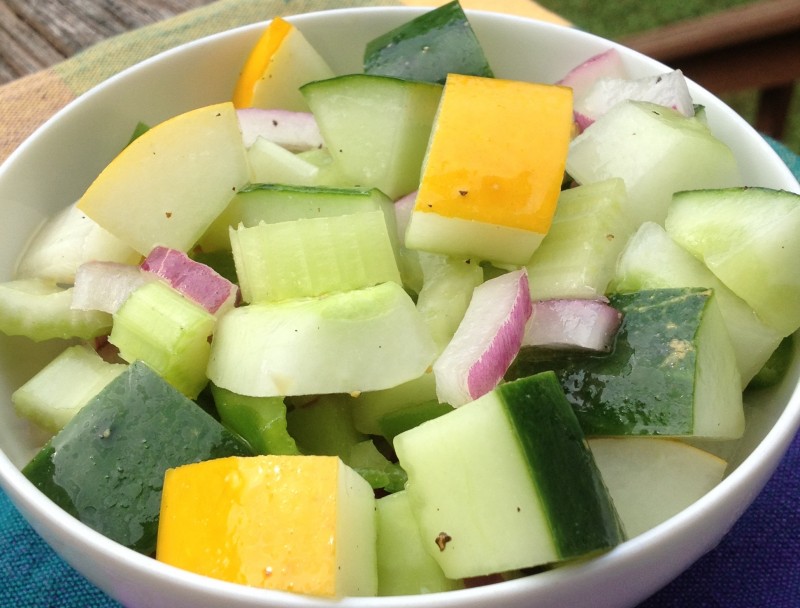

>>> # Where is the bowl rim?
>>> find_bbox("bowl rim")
[1,6,799,607]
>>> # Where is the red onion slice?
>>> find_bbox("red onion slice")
[434,269,532,407]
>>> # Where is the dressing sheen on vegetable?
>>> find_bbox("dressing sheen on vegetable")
[2,0,799,599]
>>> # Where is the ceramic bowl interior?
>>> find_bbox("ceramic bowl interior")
[0,7,799,608]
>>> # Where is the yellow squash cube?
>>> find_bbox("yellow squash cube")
[232,17,335,111]
[405,74,573,265]
[156,455,377,597]
[76,102,249,256]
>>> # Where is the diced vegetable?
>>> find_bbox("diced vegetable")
[207,281,437,397]
[509,288,745,439]
[557,48,628,109]
[230,210,401,303]
[23,361,252,555]
[301,74,443,199]
[348,439,407,494]
[0,279,111,341]
[415,252,484,351]
[611,221,783,386]
[434,268,532,407]
[236,107,324,151]
[747,334,794,390]
[378,400,453,444]
[246,137,321,186]
[349,371,439,436]
[376,490,463,595]
[574,70,694,130]
[665,187,800,336]
[567,100,742,226]
[71,261,152,314]
[523,298,622,353]
[394,372,624,579]
[405,75,573,265]
[76,102,249,255]
[12,344,126,433]
[140,246,237,315]
[588,437,726,537]
[14,202,140,285]
[524,177,633,300]
[237,184,396,227]
[232,16,335,111]
[363,0,493,83]
[210,384,299,455]
[286,394,367,462]
[109,280,216,398]
[157,455,377,597]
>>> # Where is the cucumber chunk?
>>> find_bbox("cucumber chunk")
[301,74,442,199]
[12,344,126,433]
[207,281,437,397]
[394,371,623,579]
[376,491,463,596]
[665,187,800,336]
[509,288,744,439]
[525,178,634,300]
[363,0,493,83]
[567,101,742,227]
[612,221,783,386]
[237,184,395,226]
[22,361,252,555]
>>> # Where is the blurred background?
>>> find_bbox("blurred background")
[0,0,798,153]
[538,0,800,153]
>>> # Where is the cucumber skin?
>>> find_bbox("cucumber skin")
[363,0,493,84]
[508,288,713,436]
[22,361,252,555]
[500,372,624,557]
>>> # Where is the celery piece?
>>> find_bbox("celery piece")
[231,209,401,303]
[109,281,215,398]
[12,344,127,433]
[211,384,298,455]
[0,279,111,342]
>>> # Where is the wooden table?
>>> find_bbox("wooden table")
[0,0,214,85]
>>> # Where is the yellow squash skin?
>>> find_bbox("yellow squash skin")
[156,454,377,597]
[406,74,573,265]
[231,17,334,111]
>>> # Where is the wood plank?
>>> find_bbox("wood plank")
[0,0,213,84]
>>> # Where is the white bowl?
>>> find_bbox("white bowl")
[1,7,798,608]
